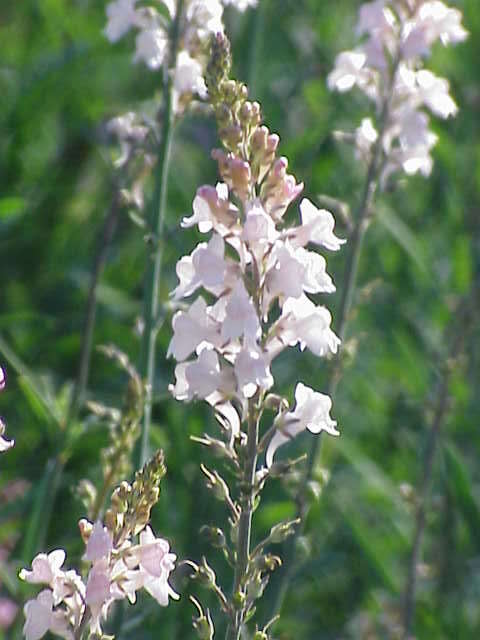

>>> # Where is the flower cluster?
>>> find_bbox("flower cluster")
[20,452,177,640]
[168,35,343,465]
[104,0,256,114]
[327,0,468,182]
[0,367,14,452]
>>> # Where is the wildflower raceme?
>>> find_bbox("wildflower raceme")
[168,36,344,468]
[105,0,257,114]
[20,452,177,640]
[328,0,468,183]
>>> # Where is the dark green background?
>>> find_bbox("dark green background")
[1,1,479,638]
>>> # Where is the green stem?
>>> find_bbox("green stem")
[135,1,184,470]
[265,56,401,623]
[402,291,476,638]
[70,188,122,417]
[226,397,259,640]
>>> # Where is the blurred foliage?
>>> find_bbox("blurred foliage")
[1,1,480,639]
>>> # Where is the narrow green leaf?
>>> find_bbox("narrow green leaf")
[378,204,428,275]
[444,444,480,547]
[0,335,62,429]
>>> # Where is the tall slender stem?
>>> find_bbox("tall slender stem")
[136,1,184,469]
[226,397,260,640]
[265,57,400,622]
[23,186,122,567]
[70,189,121,417]
[402,293,475,638]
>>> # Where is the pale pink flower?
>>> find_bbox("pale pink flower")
[266,383,339,466]
[0,420,13,452]
[19,550,66,586]
[104,0,138,43]
[174,50,208,100]
[182,183,239,234]
[222,280,260,343]
[327,51,370,93]
[23,590,73,640]
[290,198,345,251]
[276,295,340,358]
[242,202,279,257]
[222,0,258,10]
[355,117,378,158]
[124,527,179,606]
[134,28,168,70]
[172,234,237,299]
[415,69,458,118]
[168,297,221,361]
[84,522,113,563]
[234,343,273,399]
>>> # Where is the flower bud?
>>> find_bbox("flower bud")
[190,596,215,640]
[269,519,301,544]
[200,525,226,549]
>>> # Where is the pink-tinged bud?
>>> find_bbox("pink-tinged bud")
[211,148,229,176]
[212,150,252,201]
[251,126,268,152]
[267,133,280,152]
[261,157,304,220]
[250,127,280,183]
[0,367,5,391]
[229,156,251,201]
[273,156,288,178]
[78,518,93,544]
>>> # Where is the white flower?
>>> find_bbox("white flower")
[242,201,279,259]
[222,0,258,10]
[222,280,260,342]
[23,590,53,640]
[23,590,73,640]
[186,0,224,40]
[327,51,370,92]
[234,343,273,398]
[134,28,168,69]
[170,346,235,401]
[19,550,66,586]
[168,297,221,361]
[0,419,13,452]
[174,50,207,98]
[355,117,378,157]
[415,69,457,118]
[266,383,339,466]
[265,242,308,302]
[125,527,179,606]
[172,234,236,299]
[291,198,345,251]
[356,1,395,35]
[295,246,336,294]
[416,1,468,47]
[104,0,138,42]
[276,295,340,358]
[182,183,239,234]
